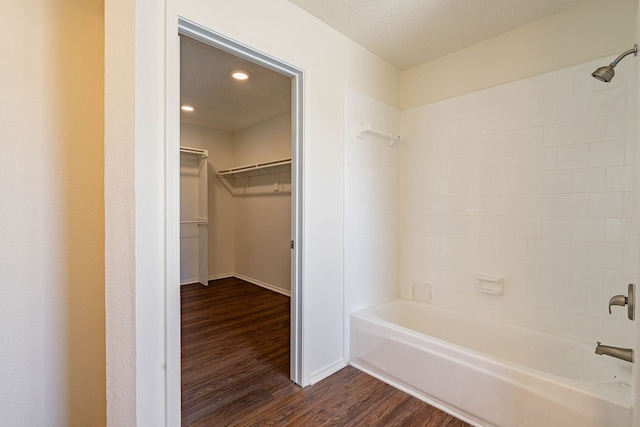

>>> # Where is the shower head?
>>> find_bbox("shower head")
[592,44,638,82]
[591,65,615,82]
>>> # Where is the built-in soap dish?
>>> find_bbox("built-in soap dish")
[476,275,504,295]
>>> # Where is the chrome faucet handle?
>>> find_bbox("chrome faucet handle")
[608,295,627,314]
[608,284,635,320]
[629,284,635,321]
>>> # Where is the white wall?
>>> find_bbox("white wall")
[344,90,400,308]
[181,118,292,293]
[7,0,633,425]
[105,2,399,421]
[106,0,166,423]
[105,0,640,423]
[401,0,638,109]
[1,0,105,425]
[181,124,236,279]
[233,114,291,165]
[343,88,401,357]
[399,55,637,347]
[161,0,398,391]
[234,195,292,292]
[233,114,292,293]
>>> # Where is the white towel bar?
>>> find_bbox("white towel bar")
[356,121,401,147]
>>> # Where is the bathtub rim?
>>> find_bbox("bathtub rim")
[350,298,632,409]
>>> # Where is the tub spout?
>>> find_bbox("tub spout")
[595,342,634,363]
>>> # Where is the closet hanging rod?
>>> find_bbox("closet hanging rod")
[356,122,401,148]
[180,220,208,225]
[217,158,291,175]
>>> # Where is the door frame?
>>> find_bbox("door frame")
[165,16,305,425]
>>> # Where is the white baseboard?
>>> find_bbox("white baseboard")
[208,272,234,281]
[309,359,347,385]
[180,273,291,298]
[233,273,291,297]
[194,272,291,297]
[181,272,233,286]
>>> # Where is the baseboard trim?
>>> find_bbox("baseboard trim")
[309,359,347,385]
[233,273,291,297]
[181,272,233,286]
[181,272,291,297]
[208,272,234,281]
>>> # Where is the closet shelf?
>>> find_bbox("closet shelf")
[217,158,291,177]
[180,146,208,158]
[217,158,292,196]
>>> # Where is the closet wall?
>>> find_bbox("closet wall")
[233,114,292,293]
[181,124,235,279]
[181,113,292,294]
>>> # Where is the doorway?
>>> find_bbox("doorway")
[168,19,304,423]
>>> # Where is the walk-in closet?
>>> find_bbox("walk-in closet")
[178,34,294,423]
[179,34,292,295]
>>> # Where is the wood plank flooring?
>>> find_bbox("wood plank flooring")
[181,278,469,426]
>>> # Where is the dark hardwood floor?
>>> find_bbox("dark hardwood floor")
[181,278,469,426]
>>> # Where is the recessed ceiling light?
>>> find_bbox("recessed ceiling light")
[230,70,251,81]
[181,105,195,112]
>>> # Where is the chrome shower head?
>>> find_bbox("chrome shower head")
[591,65,615,82]
[592,44,638,83]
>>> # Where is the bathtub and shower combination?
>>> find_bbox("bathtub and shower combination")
[348,47,639,427]
[350,300,632,426]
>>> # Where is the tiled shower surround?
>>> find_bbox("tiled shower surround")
[345,88,400,317]
[397,56,638,347]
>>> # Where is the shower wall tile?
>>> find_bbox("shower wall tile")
[572,266,604,292]
[539,308,572,335]
[589,140,626,166]
[571,217,605,242]
[588,192,624,217]
[572,168,606,193]
[557,241,588,266]
[344,88,400,323]
[603,320,631,347]
[607,113,631,140]
[542,170,572,193]
[556,144,589,169]
[557,94,590,121]
[603,269,635,296]
[543,122,573,146]
[543,73,573,101]
[605,165,633,191]
[605,218,630,243]
[541,217,572,240]
[570,313,603,342]
[573,117,607,144]
[590,86,627,117]
[588,243,626,270]
[399,55,636,346]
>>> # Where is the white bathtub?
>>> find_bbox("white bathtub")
[350,300,632,427]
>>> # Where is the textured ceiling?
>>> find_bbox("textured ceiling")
[180,36,291,132]
[288,0,592,70]
[181,1,592,131]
